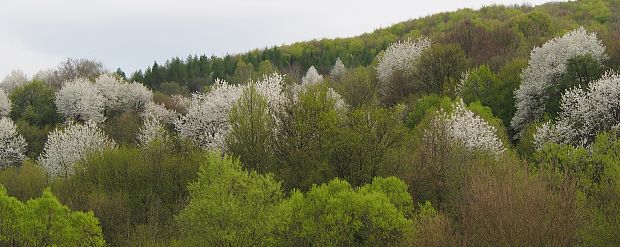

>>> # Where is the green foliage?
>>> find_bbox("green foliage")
[0,186,105,246]
[414,43,468,96]
[332,105,410,186]
[334,67,378,107]
[405,94,450,128]
[534,132,620,246]
[102,111,143,145]
[280,177,413,246]
[9,80,60,157]
[176,152,286,246]
[272,83,345,191]
[9,80,60,127]
[546,54,605,118]
[159,81,189,95]
[460,65,499,105]
[0,160,47,201]
[226,85,274,173]
[52,139,203,246]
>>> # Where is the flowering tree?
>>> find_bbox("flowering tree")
[0,89,11,118]
[376,37,431,83]
[38,121,115,178]
[142,101,177,124]
[0,118,27,168]
[301,66,323,86]
[330,57,347,81]
[512,27,607,134]
[254,73,285,109]
[124,82,153,111]
[175,79,243,149]
[55,78,106,123]
[94,74,125,112]
[535,72,620,148]
[176,74,285,150]
[430,99,504,155]
[138,116,167,146]
[94,74,153,113]
[1,70,29,93]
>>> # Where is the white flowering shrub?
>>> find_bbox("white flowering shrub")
[94,74,153,113]
[142,101,177,124]
[512,27,607,133]
[330,57,347,80]
[94,74,125,111]
[1,70,29,93]
[175,79,243,149]
[55,78,106,123]
[431,100,504,155]
[301,66,323,86]
[175,74,286,150]
[38,121,115,178]
[254,73,285,109]
[376,37,431,84]
[138,116,167,146]
[0,89,11,118]
[534,72,620,148]
[124,82,153,111]
[0,118,27,168]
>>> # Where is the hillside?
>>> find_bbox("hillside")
[130,0,620,91]
[2,0,620,246]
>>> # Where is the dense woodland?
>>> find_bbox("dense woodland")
[1,0,620,246]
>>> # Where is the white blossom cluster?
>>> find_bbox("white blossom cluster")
[301,66,323,86]
[55,78,106,123]
[94,74,153,113]
[0,89,11,118]
[175,74,286,149]
[175,79,243,149]
[137,101,177,146]
[138,116,167,146]
[455,70,471,97]
[330,57,347,80]
[142,101,177,124]
[0,70,29,94]
[376,37,431,84]
[0,118,27,168]
[512,27,607,134]
[534,72,620,148]
[431,99,505,155]
[38,121,115,178]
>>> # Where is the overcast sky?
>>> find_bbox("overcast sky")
[0,0,553,78]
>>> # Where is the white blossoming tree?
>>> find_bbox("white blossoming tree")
[376,37,431,104]
[94,74,153,113]
[0,89,11,118]
[94,74,125,112]
[512,27,607,134]
[124,82,153,111]
[330,57,347,81]
[254,73,285,109]
[38,121,115,178]
[55,78,106,123]
[0,118,27,168]
[138,101,176,146]
[301,66,323,86]
[176,74,286,150]
[534,72,620,148]
[1,70,29,93]
[175,79,243,149]
[142,101,177,124]
[431,99,505,155]
[138,116,167,146]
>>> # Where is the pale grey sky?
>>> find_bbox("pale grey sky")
[0,0,552,78]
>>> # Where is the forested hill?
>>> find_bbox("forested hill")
[130,0,620,91]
